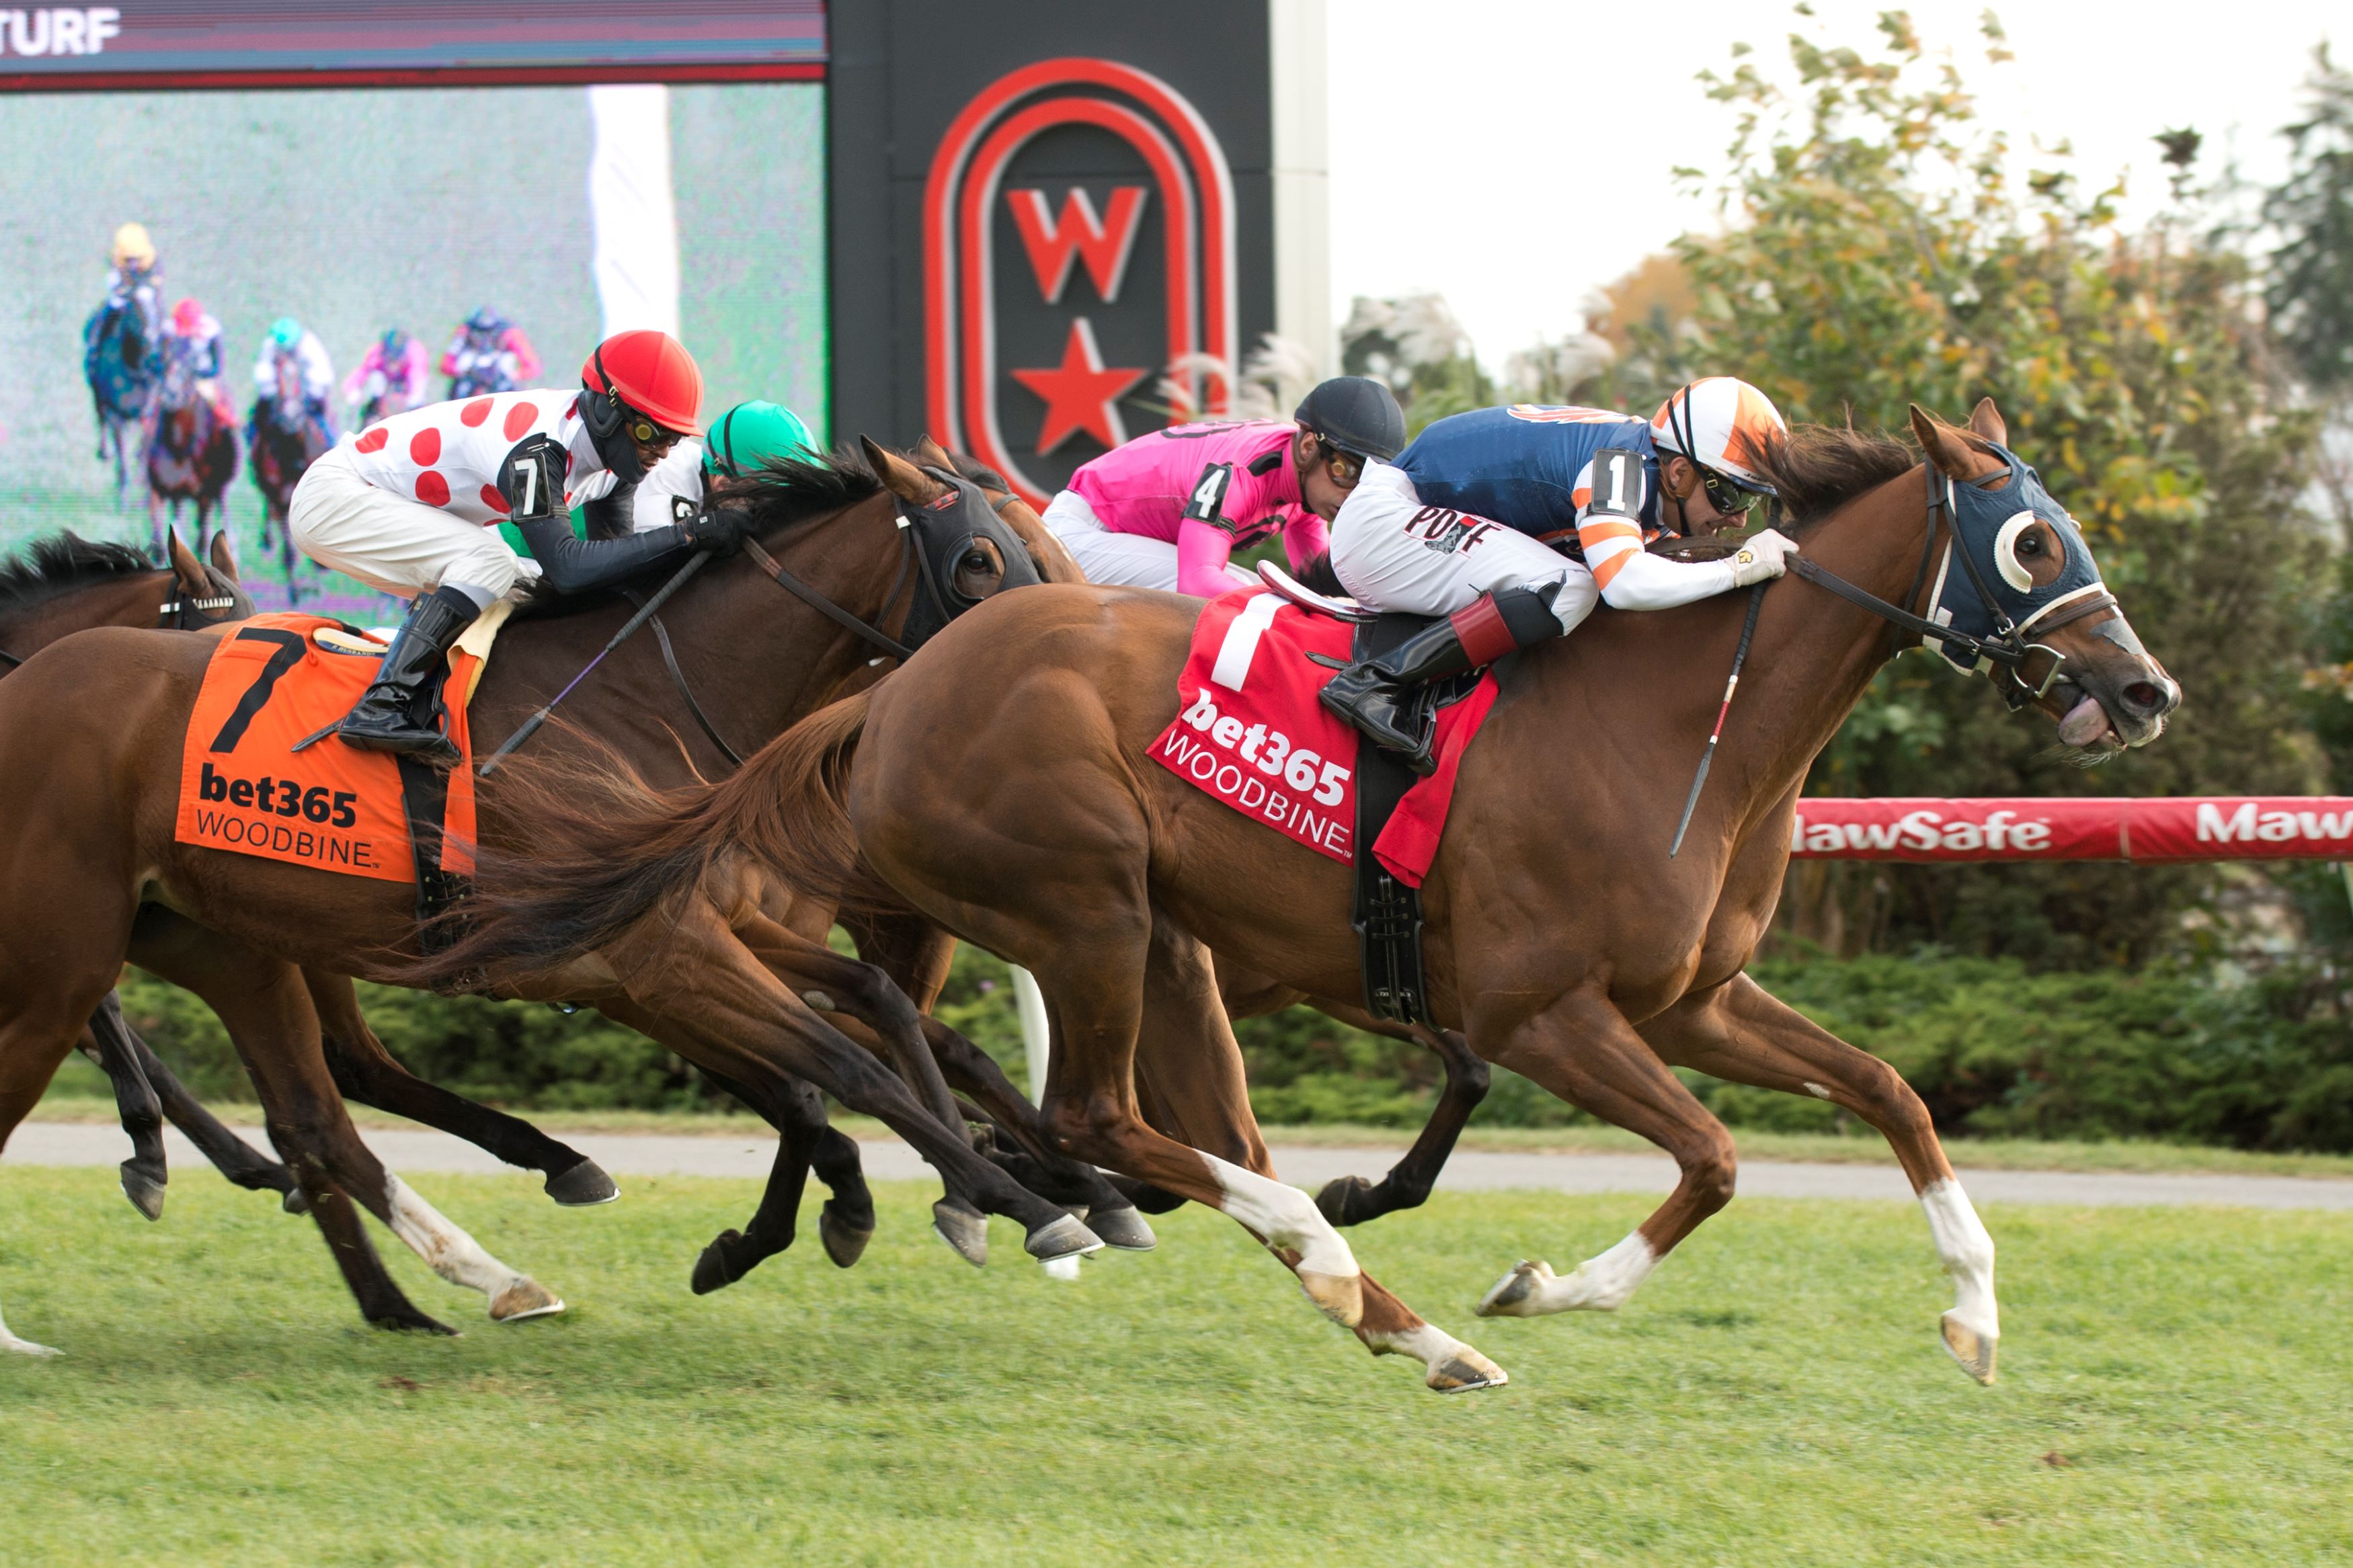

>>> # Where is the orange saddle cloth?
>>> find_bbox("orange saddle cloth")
[174,614,479,884]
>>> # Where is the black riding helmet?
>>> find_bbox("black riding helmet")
[1294,376,1407,463]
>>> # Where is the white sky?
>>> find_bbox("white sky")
[1328,0,2342,368]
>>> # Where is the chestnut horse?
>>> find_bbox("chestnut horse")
[424,403,2180,1393]
[0,446,1109,1356]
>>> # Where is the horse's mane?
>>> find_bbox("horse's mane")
[1753,425,1919,531]
[715,444,887,531]
[0,532,155,613]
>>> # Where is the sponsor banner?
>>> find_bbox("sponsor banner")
[1789,798,2353,862]
[0,2,824,91]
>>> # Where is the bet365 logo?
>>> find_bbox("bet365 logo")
[198,761,358,827]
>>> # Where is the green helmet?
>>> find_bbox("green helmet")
[702,400,815,480]
[268,317,302,349]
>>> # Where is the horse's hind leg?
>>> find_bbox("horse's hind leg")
[1468,983,1737,1323]
[1640,973,1998,1383]
[122,1024,302,1206]
[81,991,169,1220]
[131,915,558,1328]
[308,970,616,1206]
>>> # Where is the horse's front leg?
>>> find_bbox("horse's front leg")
[1467,982,1736,1321]
[1639,973,1999,1383]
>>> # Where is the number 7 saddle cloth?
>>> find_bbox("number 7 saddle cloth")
[1150,589,1499,889]
[175,613,481,884]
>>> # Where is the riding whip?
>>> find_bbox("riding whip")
[1668,580,1769,859]
[477,548,712,777]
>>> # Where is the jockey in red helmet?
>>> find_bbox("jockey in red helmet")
[288,327,740,764]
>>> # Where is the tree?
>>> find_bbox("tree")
[2268,46,2353,398]
[1679,9,2329,964]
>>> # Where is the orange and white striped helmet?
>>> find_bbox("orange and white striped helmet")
[1650,378,1787,494]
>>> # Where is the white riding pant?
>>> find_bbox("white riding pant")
[1042,489,1254,593]
[290,442,539,603]
[1328,460,1597,631]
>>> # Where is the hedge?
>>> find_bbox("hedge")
[91,944,2353,1153]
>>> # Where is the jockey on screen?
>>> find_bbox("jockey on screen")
[81,223,163,407]
[161,297,235,423]
[250,317,337,438]
[629,399,817,534]
[343,328,433,423]
[1039,376,1408,597]
[1318,377,1802,771]
[288,327,740,764]
[442,306,542,399]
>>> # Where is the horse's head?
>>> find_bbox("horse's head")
[155,343,199,411]
[909,434,1090,586]
[857,436,1047,643]
[164,528,255,626]
[1910,402,2180,757]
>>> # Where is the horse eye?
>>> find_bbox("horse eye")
[2019,533,2043,555]
[963,548,991,572]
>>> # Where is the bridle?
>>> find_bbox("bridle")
[1784,464,2118,711]
[0,567,245,671]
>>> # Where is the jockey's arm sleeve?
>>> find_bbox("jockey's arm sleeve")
[513,515,689,594]
[1576,516,1738,610]
[1175,518,1239,597]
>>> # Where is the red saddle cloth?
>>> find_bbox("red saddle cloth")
[174,614,478,884]
[1150,590,1498,887]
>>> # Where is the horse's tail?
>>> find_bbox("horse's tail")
[407,694,874,990]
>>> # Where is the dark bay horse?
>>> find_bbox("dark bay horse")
[428,403,2180,1393]
[247,354,332,603]
[145,345,238,561]
[0,444,1107,1355]
[82,290,159,510]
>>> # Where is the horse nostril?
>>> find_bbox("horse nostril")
[2122,680,2165,714]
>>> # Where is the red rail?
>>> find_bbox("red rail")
[1788,798,2353,862]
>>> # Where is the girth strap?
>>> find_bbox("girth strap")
[740,535,916,663]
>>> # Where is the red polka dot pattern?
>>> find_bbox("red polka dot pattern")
[415,470,450,507]
[503,401,538,440]
[354,426,388,454]
[479,484,510,515]
[460,397,493,427]
[409,427,442,465]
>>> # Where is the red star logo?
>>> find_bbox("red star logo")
[1010,317,1146,456]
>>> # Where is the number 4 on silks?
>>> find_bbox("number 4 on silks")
[1183,463,1236,528]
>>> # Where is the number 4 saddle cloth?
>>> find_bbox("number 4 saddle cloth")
[1150,589,1499,888]
[175,613,481,884]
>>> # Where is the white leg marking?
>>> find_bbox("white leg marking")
[802,991,836,1011]
[1804,1081,1834,1100]
[1363,1320,1509,1391]
[1199,1153,1358,1280]
[385,1174,563,1321]
[0,1299,61,1358]
[1921,1178,1998,1341]
[1478,1231,1659,1318]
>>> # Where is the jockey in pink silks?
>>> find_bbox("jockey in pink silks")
[1040,376,1407,597]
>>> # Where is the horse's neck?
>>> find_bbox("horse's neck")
[2,574,166,655]
[1722,473,1937,820]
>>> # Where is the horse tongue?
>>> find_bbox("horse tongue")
[2058,696,2112,747]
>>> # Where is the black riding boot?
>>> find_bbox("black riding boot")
[335,585,480,766]
[1318,585,1565,776]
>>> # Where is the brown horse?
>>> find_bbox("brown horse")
[0,445,1110,1355]
[143,346,238,561]
[426,403,2180,1393]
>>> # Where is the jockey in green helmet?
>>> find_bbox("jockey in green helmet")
[629,399,817,532]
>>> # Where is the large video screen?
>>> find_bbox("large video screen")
[0,80,828,617]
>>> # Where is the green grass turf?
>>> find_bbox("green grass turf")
[3,1169,2347,1566]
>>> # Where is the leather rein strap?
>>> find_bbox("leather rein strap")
[740,532,918,663]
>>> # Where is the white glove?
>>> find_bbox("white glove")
[1729,528,1800,587]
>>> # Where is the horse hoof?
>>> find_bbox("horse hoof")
[692,1233,748,1296]
[1941,1311,1998,1385]
[1314,1174,1377,1228]
[1297,1270,1365,1328]
[118,1164,166,1223]
[1427,1346,1511,1394]
[281,1186,312,1216]
[820,1205,873,1270]
[931,1200,988,1268]
[371,1309,458,1337]
[1023,1213,1104,1263]
[1086,1204,1158,1251]
[544,1159,621,1207]
[1474,1259,1553,1319]
[489,1278,565,1323]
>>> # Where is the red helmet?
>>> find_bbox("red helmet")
[171,296,204,334]
[581,329,703,436]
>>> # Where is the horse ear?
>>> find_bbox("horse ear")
[208,528,240,583]
[1909,404,2005,483]
[166,528,208,595]
[989,492,1090,585]
[910,434,955,471]
[1968,397,2008,447]
[860,436,946,506]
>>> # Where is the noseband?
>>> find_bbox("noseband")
[1784,465,2118,710]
